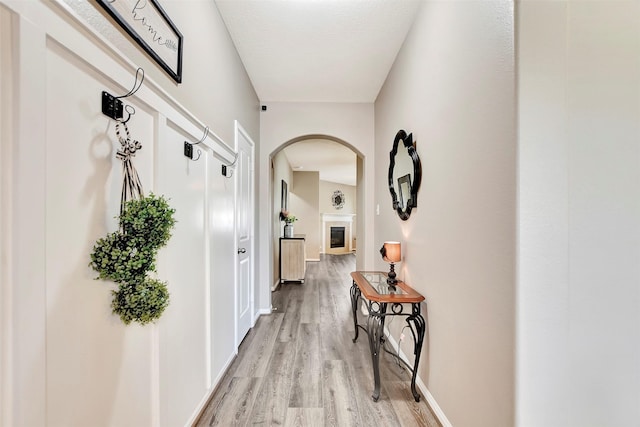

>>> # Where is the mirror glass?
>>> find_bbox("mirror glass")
[281,180,288,211]
[388,130,421,220]
[397,174,411,210]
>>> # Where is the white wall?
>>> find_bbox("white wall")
[0,6,12,426]
[0,1,258,426]
[291,171,320,260]
[258,102,375,313]
[517,2,640,426]
[319,180,356,215]
[375,2,516,426]
[356,156,364,261]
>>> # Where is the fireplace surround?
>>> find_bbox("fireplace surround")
[321,213,355,254]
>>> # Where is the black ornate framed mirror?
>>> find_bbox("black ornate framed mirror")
[332,190,345,209]
[388,129,422,220]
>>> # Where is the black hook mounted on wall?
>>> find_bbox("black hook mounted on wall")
[184,126,209,161]
[102,67,145,122]
[119,104,136,124]
[221,151,239,178]
[182,125,240,177]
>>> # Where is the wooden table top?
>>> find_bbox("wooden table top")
[350,271,425,303]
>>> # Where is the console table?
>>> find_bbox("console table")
[350,271,426,402]
[280,236,306,283]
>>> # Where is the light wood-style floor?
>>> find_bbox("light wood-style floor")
[194,254,440,427]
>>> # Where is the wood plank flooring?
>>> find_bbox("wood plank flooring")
[194,254,441,427]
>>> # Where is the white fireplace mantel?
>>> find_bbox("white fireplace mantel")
[322,213,356,223]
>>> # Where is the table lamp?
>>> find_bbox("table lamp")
[380,241,401,286]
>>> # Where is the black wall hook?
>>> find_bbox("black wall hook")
[184,126,209,161]
[119,104,136,124]
[116,68,144,100]
[193,126,209,146]
[102,67,145,121]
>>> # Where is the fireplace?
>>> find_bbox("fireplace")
[321,213,355,254]
[330,227,345,248]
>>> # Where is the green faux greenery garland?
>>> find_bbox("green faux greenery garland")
[90,193,176,325]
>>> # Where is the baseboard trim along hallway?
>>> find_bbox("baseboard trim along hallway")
[385,329,452,427]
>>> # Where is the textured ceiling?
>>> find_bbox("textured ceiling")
[214,0,422,103]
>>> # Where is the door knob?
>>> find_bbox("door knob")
[238,248,246,254]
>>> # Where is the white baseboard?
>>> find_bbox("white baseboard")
[186,350,236,427]
[306,258,320,262]
[271,280,280,292]
[258,308,271,315]
[384,330,452,427]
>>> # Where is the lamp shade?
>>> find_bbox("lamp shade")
[382,241,401,263]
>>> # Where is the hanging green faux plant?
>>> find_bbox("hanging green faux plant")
[90,231,155,284]
[111,278,171,325]
[90,193,176,325]
[119,194,176,248]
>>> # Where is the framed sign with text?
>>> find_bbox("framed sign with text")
[96,0,183,83]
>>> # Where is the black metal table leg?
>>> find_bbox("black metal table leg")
[366,302,388,401]
[350,281,361,342]
[407,303,426,402]
[366,307,384,401]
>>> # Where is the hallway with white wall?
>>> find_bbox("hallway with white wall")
[0,0,259,425]
[2,1,640,426]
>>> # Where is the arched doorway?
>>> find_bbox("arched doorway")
[269,135,364,294]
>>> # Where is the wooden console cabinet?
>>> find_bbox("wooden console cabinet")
[279,235,306,283]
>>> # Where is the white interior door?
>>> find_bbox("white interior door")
[236,122,255,347]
